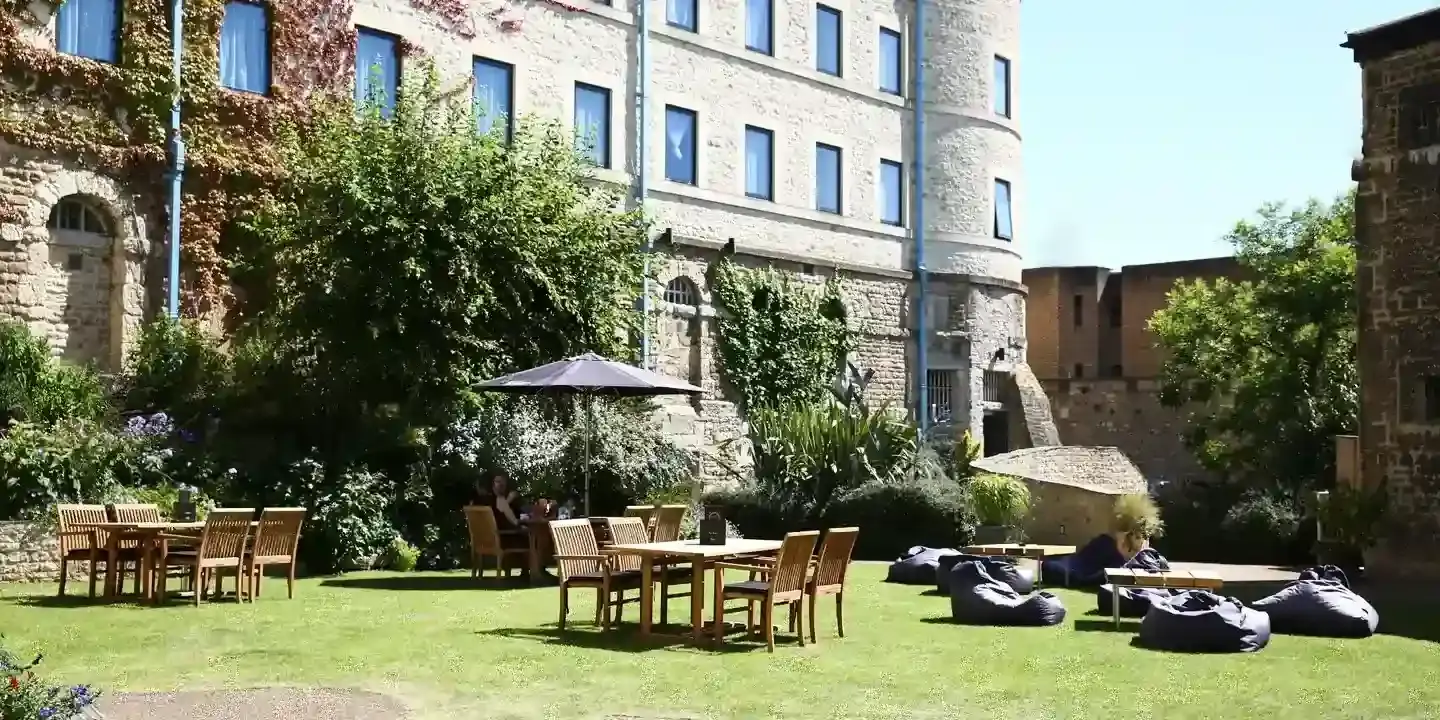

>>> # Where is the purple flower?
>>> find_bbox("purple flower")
[39,708,55,719]
[122,413,175,439]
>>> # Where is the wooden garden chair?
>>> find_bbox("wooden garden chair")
[743,527,860,643]
[463,505,529,578]
[154,509,254,605]
[650,505,687,543]
[622,505,658,531]
[246,507,306,599]
[711,530,821,652]
[602,516,692,626]
[106,503,165,596]
[55,504,110,598]
[549,518,642,631]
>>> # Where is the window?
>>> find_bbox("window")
[574,83,611,168]
[994,55,1012,118]
[1108,303,1122,328]
[878,28,902,95]
[744,126,774,200]
[667,0,697,31]
[815,143,842,214]
[1109,365,1124,378]
[47,197,111,235]
[994,178,1013,240]
[1073,363,1085,379]
[665,106,698,185]
[218,2,269,94]
[816,5,842,76]
[55,0,120,63]
[746,0,773,54]
[879,159,903,226]
[983,370,1007,403]
[474,58,514,141]
[926,370,953,424]
[663,277,698,305]
[355,28,400,117]
[1072,295,1083,327]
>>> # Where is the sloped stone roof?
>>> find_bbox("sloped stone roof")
[972,446,1148,494]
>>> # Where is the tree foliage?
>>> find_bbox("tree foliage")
[1150,192,1357,499]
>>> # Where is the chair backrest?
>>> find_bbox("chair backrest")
[110,503,162,523]
[55,504,108,553]
[651,505,687,543]
[252,507,307,561]
[197,508,254,561]
[623,506,657,526]
[771,531,821,596]
[602,517,648,573]
[813,527,860,589]
[548,519,601,580]
[463,505,503,556]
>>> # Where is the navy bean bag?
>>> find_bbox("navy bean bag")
[949,561,1066,627]
[1137,590,1272,653]
[1097,584,1181,618]
[1251,566,1378,638]
[1124,547,1171,572]
[885,546,958,585]
[1041,534,1125,587]
[938,553,1035,595]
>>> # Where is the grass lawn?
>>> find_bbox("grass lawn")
[1,563,1438,719]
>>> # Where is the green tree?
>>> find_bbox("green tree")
[1150,191,1357,500]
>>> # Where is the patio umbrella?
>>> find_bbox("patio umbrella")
[475,352,703,516]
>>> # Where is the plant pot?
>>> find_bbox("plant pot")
[973,524,1024,545]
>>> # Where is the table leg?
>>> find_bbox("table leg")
[1113,585,1122,628]
[141,540,152,603]
[689,557,706,645]
[639,556,654,638]
[104,538,119,598]
[528,532,541,585]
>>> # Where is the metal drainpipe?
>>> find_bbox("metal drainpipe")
[637,0,653,368]
[166,0,185,318]
[913,0,929,433]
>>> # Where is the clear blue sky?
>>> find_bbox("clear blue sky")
[1019,0,1436,269]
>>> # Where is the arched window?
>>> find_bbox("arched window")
[47,196,112,236]
[663,276,699,306]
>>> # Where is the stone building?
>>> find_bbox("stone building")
[2,0,1053,460]
[1344,7,1440,578]
[1021,257,1242,486]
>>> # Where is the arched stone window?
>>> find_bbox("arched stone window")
[663,276,699,306]
[47,196,112,237]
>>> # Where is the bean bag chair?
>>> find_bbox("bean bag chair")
[1250,568,1378,638]
[885,546,958,585]
[1297,564,1351,586]
[1041,534,1125,587]
[938,554,1036,595]
[949,561,1066,626]
[1124,547,1171,572]
[1097,584,1181,618]
[1137,590,1271,653]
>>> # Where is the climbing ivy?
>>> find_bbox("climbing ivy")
[709,260,853,411]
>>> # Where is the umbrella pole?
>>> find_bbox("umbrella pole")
[584,393,593,517]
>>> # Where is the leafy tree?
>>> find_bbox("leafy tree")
[1150,192,1357,501]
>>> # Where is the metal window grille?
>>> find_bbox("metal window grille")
[663,277,698,305]
[926,369,953,423]
[983,370,1007,403]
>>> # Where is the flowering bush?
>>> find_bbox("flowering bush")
[0,637,100,720]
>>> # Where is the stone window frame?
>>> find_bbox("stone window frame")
[662,275,702,311]
[46,195,114,250]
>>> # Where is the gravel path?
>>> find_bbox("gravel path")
[95,687,409,720]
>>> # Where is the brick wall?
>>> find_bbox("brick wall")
[1118,257,1244,379]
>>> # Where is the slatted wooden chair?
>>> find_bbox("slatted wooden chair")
[55,504,110,598]
[464,505,529,578]
[246,507,306,599]
[107,503,164,595]
[549,518,642,630]
[602,516,692,626]
[650,505,687,543]
[622,505,657,531]
[711,530,821,652]
[154,509,254,605]
[744,527,861,643]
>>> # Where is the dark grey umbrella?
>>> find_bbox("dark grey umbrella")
[475,353,703,515]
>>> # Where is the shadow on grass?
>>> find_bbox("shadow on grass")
[320,574,548,591]
[1073,619,1135,633]
[476,624,780,654]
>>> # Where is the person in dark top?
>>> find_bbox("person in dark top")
[474,472,528,550]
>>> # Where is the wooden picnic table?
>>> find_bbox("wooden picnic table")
[1103,567,1224,628]
[962,543,1076,588]
[71,520,253,603]
[605,538,783,644]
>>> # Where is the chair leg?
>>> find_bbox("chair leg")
[763,602,775,653]
[600,583,613,631]
[559,587,569,630]
[132,561,142,595]
[836,592,845,637]
[615,589,625,625]
[59,557,69,597]
[287,563,296,599]
[788,603,797,632]
[194,569,204,606]
[157,561,168,602]
[795,601,805,648]
[659,568,670,626]
[808,593,818,644]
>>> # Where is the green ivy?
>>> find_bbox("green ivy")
[709,261,853,411]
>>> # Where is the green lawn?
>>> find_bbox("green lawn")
[1,564,1437,719]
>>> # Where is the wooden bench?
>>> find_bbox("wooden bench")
[1103,568,1224,628]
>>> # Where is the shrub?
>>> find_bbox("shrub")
[123,316,230,429]
[1317,481,1387,551]
[263,456,395,574]
[1219,493,1301,565]
[0,320,109,428]
[700,485,790,542]
[0,421,133,521]
[968,473,1031,527]
[827,481,975,560]
[381,537,421,572]
[1113,493,1164,540]
[0,636,100,719]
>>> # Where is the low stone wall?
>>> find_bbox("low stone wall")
[0,520,77,584]
[1021,480,1124,546]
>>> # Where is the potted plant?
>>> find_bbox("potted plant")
[969,473,1031,544]
[1112,493,1164,557]
[1314,481,1387,581]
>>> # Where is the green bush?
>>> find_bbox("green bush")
[381,536,420,572]
[0,319,109,428]
[827,482,975,560]
[1219,493,1301,565]
[0,421,137,521]
[123,316,230,428]
[968,473,1031,527]
[261,455,395,574]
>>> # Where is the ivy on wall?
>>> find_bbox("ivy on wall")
[709,260,854,411]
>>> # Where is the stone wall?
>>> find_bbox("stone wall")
[973,445,1148,545]
[1042,378,1210,487]
[0,520,82,585]
[1022,481,1126,546]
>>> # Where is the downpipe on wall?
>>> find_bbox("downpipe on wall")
[166,0,185,318]
[636,0,653,368]
[913,0,930,433]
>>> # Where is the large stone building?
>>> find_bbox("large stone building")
[2,0,1054,460]
[1344,7,1440,578]
[1022,257,1242,486]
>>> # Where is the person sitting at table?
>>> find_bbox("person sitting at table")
[473,472,529,551]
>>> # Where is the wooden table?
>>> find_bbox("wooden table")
[1103,567,1224,628]
[962,543,1076,589]
[605,538,782,644]
[72,521,206,601]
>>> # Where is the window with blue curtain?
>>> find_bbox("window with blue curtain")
[55,0,120,64]
[816,143,841,214]
[746,0,772,54]
[218,1,270,94]
[665,106,697,185]
[816,5,842,76]
[355,28,400,118]
[574,83,611,167]
[878,27,902,95]
[744,126,773,200]
[994,55,1012,117]
[474,57,514,141]
[994,178,1013,240]
[667,0,697,31]
[879,159,903,226]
